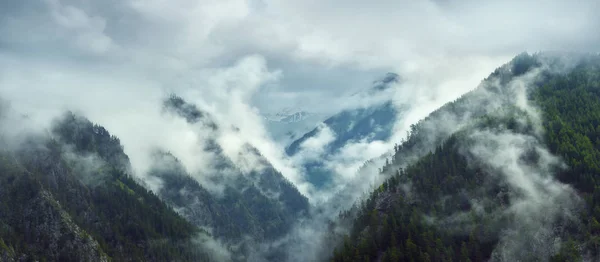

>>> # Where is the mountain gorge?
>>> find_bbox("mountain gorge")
[3,0,599,260]
[286,72,403,188]
[152,95,309,259]
[1,52,600,262]
[0,94,310,261]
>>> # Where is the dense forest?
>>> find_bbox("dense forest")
[0,112,214,261]
[0,95,311,261]
[2,52,600,262]
[330,53,600,261]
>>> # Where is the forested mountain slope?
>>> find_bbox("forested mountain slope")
[3,52,598,262]
[0,94,310,262]
[330,53,600,262]
[150,95,310,260]
[0,112,214,261]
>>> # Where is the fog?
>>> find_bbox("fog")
[1,0,599,261]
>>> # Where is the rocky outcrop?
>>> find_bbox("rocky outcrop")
[0,169,108,262]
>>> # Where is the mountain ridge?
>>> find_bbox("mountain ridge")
[2,53,600,262]
[285,72,403,188]
[329,52,600,262]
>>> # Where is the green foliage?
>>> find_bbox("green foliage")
[0,238,9,252]
[330,53,600,261]
[0,113,211,261]
[332,131,500,262]
[150,147,310,244]
[532,54,600,257]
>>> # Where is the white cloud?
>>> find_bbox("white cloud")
[326,140,389,181]
[295,123,336,160]
[1,1,599,260]
[0,0,598,214]
[46,0,113,54]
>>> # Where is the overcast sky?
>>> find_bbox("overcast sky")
[2,0,598,113]
[1,0,599,200]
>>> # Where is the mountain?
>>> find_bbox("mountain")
[0,94,310,262]
[286,73,402,188]
[4,53,599,262]
[328,52,600,262]
[263,108,315,123]
[152,95,310,260]
[263,108,326,144]
[0,111,215,261]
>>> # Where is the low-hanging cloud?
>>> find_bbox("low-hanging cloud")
[465,128,581,261]
[467,65,582,260]
[1,0,599,261]
[402,57,588,261]
[293,123,336,162]
[1,0,598,200]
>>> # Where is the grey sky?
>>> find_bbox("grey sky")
[2,0,598,112]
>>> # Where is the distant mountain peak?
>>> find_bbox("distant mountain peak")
[372,72,400,91]
[263,108,316,123]
[348,72,401,98]
[163,94,218,130]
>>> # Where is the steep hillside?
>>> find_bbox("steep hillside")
[286,73,402,187]
[153,95,310,260]
[330,53,600,262]
[0,95,310,262]
[0,112,214,261]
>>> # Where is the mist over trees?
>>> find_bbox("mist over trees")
[0,111,214,261]
[2,52,600,262]
[1,0,600,260]
[329,53,600,262]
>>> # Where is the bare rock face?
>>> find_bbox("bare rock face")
[25,190,109,262]
[0,170,109,262]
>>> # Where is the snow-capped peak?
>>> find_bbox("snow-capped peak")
[263,108,315,123]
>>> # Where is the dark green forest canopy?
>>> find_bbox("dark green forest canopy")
[2,52,600,262]
[1,95,311,261]
[330,53,600,262]
[0,112,213,261]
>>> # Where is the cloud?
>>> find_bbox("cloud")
[294,123,336,160]
[463,66,582,260]
[400,58,586,261]
[46,0,114,54]
[2,0,598,136]
[0,0,599,260]
[192,233,234,262]
[3,0,597,116]
[326,140,389,180]
[266,0,599,66]
[465,128,581,261]
[0,0,115,57]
